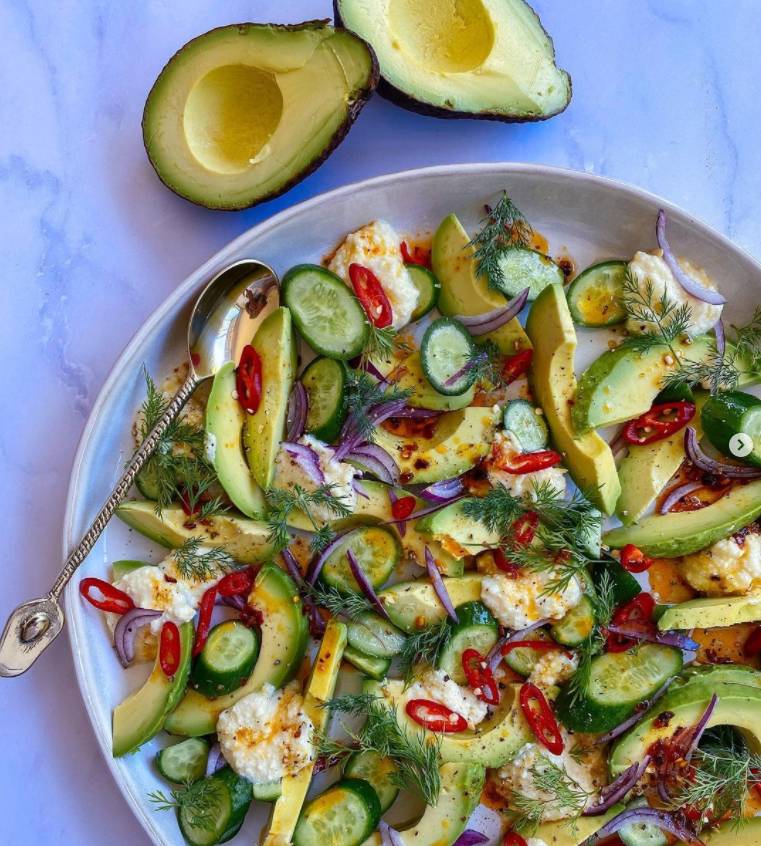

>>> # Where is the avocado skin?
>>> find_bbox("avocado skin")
[143,21,379,211]
[333,2,571,123]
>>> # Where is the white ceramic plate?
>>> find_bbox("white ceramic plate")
[64,163,761,846]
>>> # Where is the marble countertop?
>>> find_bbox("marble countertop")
[1,0,759,843]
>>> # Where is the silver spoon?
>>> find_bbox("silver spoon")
[0,258,280,677]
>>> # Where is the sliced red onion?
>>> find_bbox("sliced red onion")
[306,532,349,585]
[280,441,325,485]
[334,399,409,461]
[347,549,391,621]
[346,450,396,485]
[596,806,705,846]
[353,478,370,500]
[218,594,246,611]
[425,546,458,622]
[594,678,673,745]
[392,406,442,419]
[379,822,406,846]
[609,430,627,457]
[113,607,162,668]
[660,480,705,514]
[606,620,699,651]
[454,287,530,336]
[584,757,650,816]
[282,547,325,635]
[684,426,761,478]
[205,742,226,776]
[381,496,465,527]
[683,693,718,763]
[444,352,486,388]
[347,442,399,485]
[357,358,390,387]
[420,477,465,503]
[714,319,726,356]
[286,381,309,443]
[452,831,489,846]
[388,488,407,538]
[486,633,512,672]
[656,210,725,306]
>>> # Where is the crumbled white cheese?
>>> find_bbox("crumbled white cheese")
[626,250,723,339]
[217,682,315,784]
[273,434,358,521]
[481,569,582,630]
[329,220,419,330]
[679,532,761,596]
[407,668,488,729]
[527,840,550,846]
[205,431,217,464]
[485,431,566,500]
[528,650,579,691]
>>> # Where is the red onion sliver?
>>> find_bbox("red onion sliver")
[347,549,391,622]
[606,620,699,651]
[379,821,393,846]
[656,210,725,306]
[714,319,726,356]
[206,741,226,776]
[286,381,309,443]
[425,546,458,622]
[281,441,325,485]
[486,633,512,672]
[609,430,627,457]
[597,806,706,846]
[114,607,162,668]
[420,477,466,503]
[583,757,650,816]
[392,406,442,419]
[306,532,350,585]
[443,353,486,388]
[660,480,704,514]
[348,442,399,483]
[452,831,489,846]
[454,287,530,336]
[217,594,246,611]
[685,426,761,478]
[594,678,673,745]
[683,693,718,763]
[334,399,409,461]
[282,547,326,636]
[388,488,407,538]
[353,478,370,500]
[346,451,396,485]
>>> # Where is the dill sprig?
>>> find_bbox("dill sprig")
[266,484,351,555]
[620,267,693,356]
[460,341,508,390]
[344,369,413,445]
[172,537,237,582]
[733,306,761,369]
[468,192,533,291]
[398,619,452,686]
[319,693,441,806]
[660,342,739,394]
[149,779,223,831]
[303,581,375,621]
[361,324,411,368]
[173,456,228,521]
[506,526,590,597]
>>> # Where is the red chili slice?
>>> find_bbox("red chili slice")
[502,349,533,385]
[622,402,695,446]
[79,578,135,615]
[620,544,654,573]
[236,344,262,415]
[519,682,564,755]
[502,640,572,658]
[504,835,528,846]
[512,511,539,545]
[391,495,417,521]
[405,699,468,733]
[160,621,182,677]
[745,626,761,657]
[606,592,656,653]
[217,569,256,598]
[493,547,520,577]
[461,648,500,705]
[498,450,562,475]
[193,585,218,657]
[400,241,430,267]
[349,263,393,328]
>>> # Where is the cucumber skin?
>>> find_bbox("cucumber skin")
[406,264,440,321]
[550,595,595,647]
[178,767,253,846]
[344,750,399,814]
[293,778,381,846]
[302,357,348,443]
[320,526,401,594]
[701,391,761,467]
[566,260,627,327]
[420,318,476,396]
[438,601,498,684]
[592,555,641,607]
[156,738,210,784]
[190,622,259,698]
[343,645,391,680]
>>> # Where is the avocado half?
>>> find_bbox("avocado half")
[334,0,571,122]
[143,21,379,210]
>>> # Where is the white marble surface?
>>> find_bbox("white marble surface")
[1,0,760,843]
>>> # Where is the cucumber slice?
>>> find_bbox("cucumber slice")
[302,357,348,443]
[503,628,554,676]
[136,459,162,500]
[294,778,381,846]
[156,737,210,784]
[252,781,282,803]
[347,611,407,659]
[178,767,253,846]
[654,382,695,405]
[551,594,595,647]
[191,621,259,698]
[701,391,761,467]
[320,526,401,593]
[494,247,564,301]
[566,260,628,327]
[344,750,399,814]
[555,645,683,733]
[437,601,499,684]
[282,264,370,360]
[343,645,391,680]
[502,400,549,452]
[618,798,668,846]
[591,554,641,607]
[420,318,476,396]
[406,264,440,321]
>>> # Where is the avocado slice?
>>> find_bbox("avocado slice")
[705,817,761,844]
[604,478,761,558]
[164,562,308,736]
[116,500,281,564]
[261,620,347,846]
[335,0,570,122]
[431,214,531,354]
[206,361,267,519]
[379,574,485,631]
[143,22,378,210]
[361,762,485,846]
[367,678,531,768]
[244,307,297,490]
[675,663,761,691]
[572,335,713,435]
[525,284,621,515]
[375,406,500,485]
[113,621,194,757]
[415,498,500,557]
[532,805,625,846]
[658,592,761,631]
[394,351,475,411]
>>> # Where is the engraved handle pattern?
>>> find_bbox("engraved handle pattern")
[50,374,198,599]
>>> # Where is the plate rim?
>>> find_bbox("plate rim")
[62,161,761,846]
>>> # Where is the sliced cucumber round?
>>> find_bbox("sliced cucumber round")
[282,264,370,360]
[618,798,668,846]
[438,601,498,684]
[494,247,564,301]
[420,317,476,396]
[302,356,347,443]
[343,645,391,680]
[566,260,628,327]
[191,621,259,698]
[320,526,401,593]
[550,594,596,647]
[157,737,210,784]
[178,767,253,846]
[344,749,399,814]
[294,778,381,846]
[502,400,549,452]
[347,611,407,659]
[701,391,761,467]
[406,264,440,321]
[502,628,555,677]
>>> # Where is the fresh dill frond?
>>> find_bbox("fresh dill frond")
[467,192,533,291]
[461,485,524,537]
[172,537,236,582]
[361,324,411,368]
[304,582,375,621]
[506,525,590,597]
[344,370,413,445]
[172,456,227,521]
[591,567,616,630]
[620,268,693,357]
[265,484,351,554]
[321,693,383,714]
[568,743,594,764]
[398,619,452,686]
[733,306,761,371]
[148,779,223,831]
[462,341,507,390]
[660,341,739,394]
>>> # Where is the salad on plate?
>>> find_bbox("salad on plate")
[79,193,761,846]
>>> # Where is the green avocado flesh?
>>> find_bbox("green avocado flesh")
[706,817,761,845]
[143,22,378,210]
[533,806,624,846]
[335,0,571,121]
[604,478,761,557]
[379,574,485,631]
[659,592,761,631]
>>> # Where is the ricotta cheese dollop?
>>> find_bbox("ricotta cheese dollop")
[407,668,488,729]
[217,682,315,784]
[527,650,579,692]
[485,430,566,501]
[678,531,761,596]
[480,567,582,630]
[329,220,420,330]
